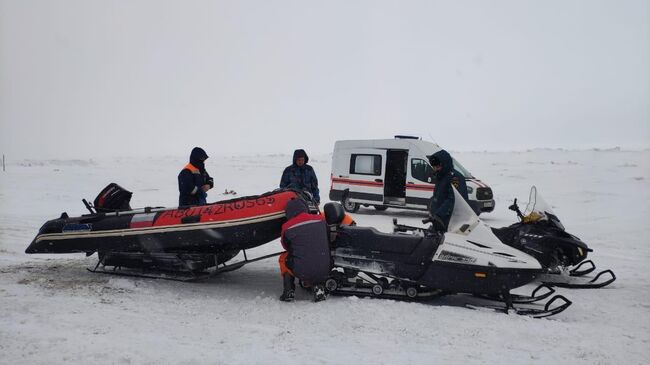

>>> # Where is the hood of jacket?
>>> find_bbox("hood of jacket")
[285,198,308,220]
[428,149,453,178]
[292,149,309,165]
[190,147,209,172]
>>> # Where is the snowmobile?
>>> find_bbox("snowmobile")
[321,188,572,318]
[491,186,616,289]
[26,183,316,280]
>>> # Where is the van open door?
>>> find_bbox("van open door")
[383,149,409,206]
[331,149,386,212]
[405,157,436,209]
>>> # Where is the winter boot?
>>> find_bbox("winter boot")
[279,274,295,302]
[313,284,326,302]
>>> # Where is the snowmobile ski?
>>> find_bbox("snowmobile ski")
[568,260,596,276]
[466,294,572,318]
[539,269,616,289]
[476,283,556,304]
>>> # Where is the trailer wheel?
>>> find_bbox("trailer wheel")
[373,205,388,211]
[342,196,359,213]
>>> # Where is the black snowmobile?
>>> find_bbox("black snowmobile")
[491,186,616,289]
[321,189,572,318]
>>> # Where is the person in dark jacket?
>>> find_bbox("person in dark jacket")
[280,149,320,205]
[178,147,213,206]
[278,198,331,302]
[427,149,456,232]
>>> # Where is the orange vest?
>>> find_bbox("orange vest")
[184,163,200,174]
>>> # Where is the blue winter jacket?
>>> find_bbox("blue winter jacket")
[280,149,320,204]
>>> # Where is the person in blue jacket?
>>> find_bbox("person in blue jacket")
[427,149,456,232]
[178,147,213,206]
[280,149,320,204]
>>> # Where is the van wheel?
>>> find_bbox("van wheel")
[342,197,359,213]
[374,205,388,211]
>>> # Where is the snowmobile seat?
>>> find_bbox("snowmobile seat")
[335,226,428,254]
[323,202,345,225]
[333,226,441,275]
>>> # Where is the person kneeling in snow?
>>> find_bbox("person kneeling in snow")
[278,199,331,302]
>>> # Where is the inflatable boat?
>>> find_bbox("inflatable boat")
[26,184,312,277]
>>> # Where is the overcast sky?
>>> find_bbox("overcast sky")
[0,0,648,159]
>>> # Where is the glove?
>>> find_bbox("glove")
[429,215,446,233]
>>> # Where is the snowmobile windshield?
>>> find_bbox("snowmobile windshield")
[452,158,474,178]
[447,187,481,234]
[447,187,508,248]
[523,186,565,230]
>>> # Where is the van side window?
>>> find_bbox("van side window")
[411,158,436,183]
[350,154,382,176]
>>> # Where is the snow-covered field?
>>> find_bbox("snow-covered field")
[1,149,649,364]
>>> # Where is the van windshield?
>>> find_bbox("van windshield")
[452,158,474,178]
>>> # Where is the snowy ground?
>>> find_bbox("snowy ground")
[1,149,649,364]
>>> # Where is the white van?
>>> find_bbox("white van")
[329,136,495,214]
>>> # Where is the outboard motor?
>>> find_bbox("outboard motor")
[93,183,133,213]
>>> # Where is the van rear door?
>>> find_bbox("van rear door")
[406,157,436,209]
[332,149,386,204]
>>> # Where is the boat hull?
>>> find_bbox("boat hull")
[26,190,300,254]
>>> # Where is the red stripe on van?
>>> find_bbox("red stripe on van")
[406,183,434,191]
[331,177,384,187]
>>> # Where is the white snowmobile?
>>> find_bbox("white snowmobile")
[322,189,572,318]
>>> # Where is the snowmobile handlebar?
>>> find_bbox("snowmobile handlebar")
[392,218,436,236]
[509,198,525,220]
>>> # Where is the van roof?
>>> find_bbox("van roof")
[333,138,442,156]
